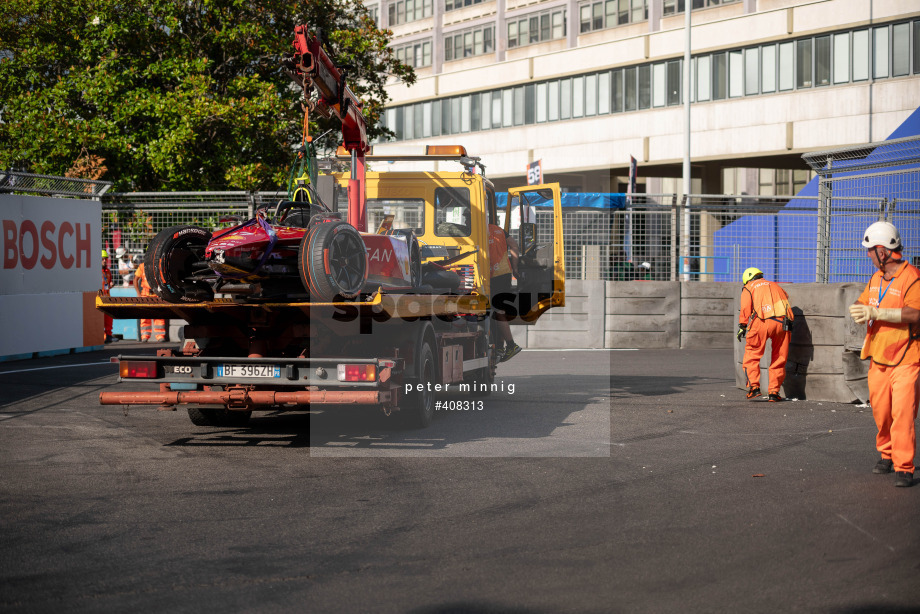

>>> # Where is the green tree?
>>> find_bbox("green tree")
[0,0,414,191]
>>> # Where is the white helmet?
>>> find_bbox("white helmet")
[862,221,901,250]
[115,247,127,257]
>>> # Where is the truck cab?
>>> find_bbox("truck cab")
[335,145,565,323]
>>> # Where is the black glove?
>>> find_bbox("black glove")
[736,323,747,342]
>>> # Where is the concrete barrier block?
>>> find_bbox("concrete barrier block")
[615,314,679,333]
[531,280,605,348]
[510,324,528,349]
[606,297,664,314]
[791,315,844,346]
[787,344,847,375]
[606,281,679,348]
[841,350,870,404]
[530,330,593,349]
[680,314,734,332]
[606,331,676,349]
[781,282,864,315]
[681,331,732,349]
[681,297,735,314]
[606,281,679,298]
[782,373,858,403]
[682,282,737,299]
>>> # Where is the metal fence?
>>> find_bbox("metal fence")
[1,170,112,199]
[94,133,920,285]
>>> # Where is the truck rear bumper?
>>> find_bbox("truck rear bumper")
[99,388,393,408]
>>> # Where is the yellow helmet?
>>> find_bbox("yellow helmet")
[742,267,763,284]
[101,249,109,258]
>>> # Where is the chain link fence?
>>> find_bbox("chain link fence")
[101,192,284,287]
[1,170,112,198]
[86,133,920,286]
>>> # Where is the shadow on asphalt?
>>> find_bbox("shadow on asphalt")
[609,373,734,397]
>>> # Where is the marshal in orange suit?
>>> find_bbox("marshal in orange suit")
[737,267,794,402]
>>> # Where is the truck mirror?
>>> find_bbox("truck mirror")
[520,222,537,258]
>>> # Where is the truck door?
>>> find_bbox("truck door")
[501,183,565,323]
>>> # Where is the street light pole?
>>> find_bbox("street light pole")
[682,2,692,281]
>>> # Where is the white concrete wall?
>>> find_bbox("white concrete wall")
[380,0,920,179]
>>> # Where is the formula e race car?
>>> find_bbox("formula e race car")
[143,199,421,304]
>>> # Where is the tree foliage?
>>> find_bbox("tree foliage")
[0,0,414,191]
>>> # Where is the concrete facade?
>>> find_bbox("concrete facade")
[373,0,920,193]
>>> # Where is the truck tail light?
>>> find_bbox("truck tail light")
[337,364,377,382]
[120,360,158,379]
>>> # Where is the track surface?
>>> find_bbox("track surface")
[1,343,918,613]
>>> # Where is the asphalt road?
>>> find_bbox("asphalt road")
[1,343,919,613]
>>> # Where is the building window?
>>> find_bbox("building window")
[667,60,681,105]
[509,8,566,48]
[796,38,812,88]
[385,20,919,142]
[778,42,794,90]
[712,52,726,100]
[581,0,648,30]
[814,35,830,86]
[625,67,637,111]
[652,63,666,107]
[444,25,495,61]
[729,50,743,97]
[444,0,483,11]
[585,74,597,116]
[612,68,623,112]
[536,82,548,122]
[573,76,585,118]
[663,0,684,15]
[692,0,739,7]
[873,26,889,79]
[598,71,611,114]
[853,29,869,81]
[388,0,432,25]
[549,80,560,121]
[915,20,920,74]
[892,23,909,77]
[696,55,711,101]
[395,40,432,68]
[833,33,849,83]
[744,47,759,95]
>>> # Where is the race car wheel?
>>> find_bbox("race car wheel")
[408,235,422,288]
[298,221,367,301]
[392,230,422,288]
[147,225,214,303]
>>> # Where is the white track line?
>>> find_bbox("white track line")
[0,361,113,375]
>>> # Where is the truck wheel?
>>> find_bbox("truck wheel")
[148,225,214,303]
[187,407,251,427]
[298,221,367,301]
[401,343,436,428]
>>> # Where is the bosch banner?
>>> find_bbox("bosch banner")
[1,194,102,357]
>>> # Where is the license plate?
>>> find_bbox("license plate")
[215,364,281,378]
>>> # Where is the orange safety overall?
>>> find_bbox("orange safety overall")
[739,278,793,394]
[134,262,167,342]
[857,259,920,474]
